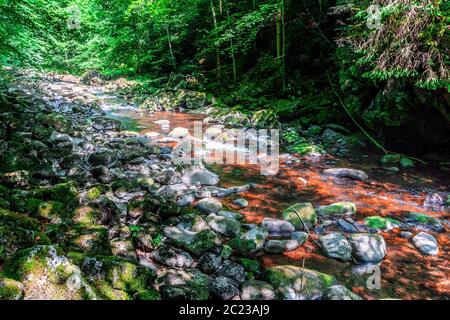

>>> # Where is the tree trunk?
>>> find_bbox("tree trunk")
[210,0,221,89]
[166,24,177,71]
[226,0,237,87]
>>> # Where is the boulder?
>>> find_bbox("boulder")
[412,232,439,256]
[264,239,305,254]
[264,265,336,300]
[206,213,241,238]
[240,281,276,300]
[210,276,240,300]
[282,203,317,230]
[229,228,268,256]
[198,253,223,274]
[348,234,386,263]
[319,233,352,261]
[181,166,220,186]
[195,197,223,214]
[150,246,193,268]
[155,268,211,300]
[233,198,248,208]
[318,202,356,216]
[324,168,368,181]
[216,260,246,283]
[3,246,96,300]
[261,218,295,235]
[322,285,362,300]
[168,127,190,139]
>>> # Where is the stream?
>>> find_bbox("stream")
[89,85,449,300]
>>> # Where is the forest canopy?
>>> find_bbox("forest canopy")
[1,0,449,150]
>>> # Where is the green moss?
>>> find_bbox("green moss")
[87,187,102,201]
[399,157,414,168]
[317,202,356,216]
[381,154,401,165]
[136,289,161,300]
[282,203,317,229]
[37,201,65,219]
[0,277,24,300]
[239,258,261,275]
[365,216,401,230]
[37,183,79,213]
[186,230,221,257]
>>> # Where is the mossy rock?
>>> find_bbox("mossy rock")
[317,202,356,216]
[399,157,415,168]
[0,277,24,300]
[0,209,51,261]
[36,201,65,220]
[282,203,317,230]
[406,212,443,231]
[135,289,161,300]
[35,183,79,214]
[364,216,401,230]
[66,227,112,256]
[229,228,268,256]
[87,187,102,201]
[381,154,401,165]
[185,229,222,257]
[3,246,96,300]
[264,265,336,300]
[155,268,211,300]
[111,179,142,194]
[79,255,155,294]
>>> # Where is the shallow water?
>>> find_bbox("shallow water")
[99,91,449,300]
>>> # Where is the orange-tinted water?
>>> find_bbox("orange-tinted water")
[113,109,450,300]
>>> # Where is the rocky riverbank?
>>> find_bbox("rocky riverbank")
[0,69,448,300]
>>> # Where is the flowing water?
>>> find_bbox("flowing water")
[91,86,449,300]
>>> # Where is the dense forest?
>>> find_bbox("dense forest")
[1,0,449,151]
[0,0,449,301]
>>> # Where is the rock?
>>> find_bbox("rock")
[163,226,197,247]
[150,246,193,268]
[168,127,190,139]
[3,246,95,300]
[264,265,336,300]
[155,268,211,300]
[337,219,358,233]
[318,202,356,216]
[210,276,239,300]
[110,239,136,260]
[155,168,179,185]
[0,277,24,300]
[322,285,362,300]
[91,117,121,131]
[229,228,268,256]
[261,218,295,235]
[216,260,246,283]
[217,211,244,220]
[405,212,444,232]
[1,170,31,188]
[264,239,305,254]
[80,256,154,295]
[206,213,241,238]
[399,231,413,239]
[319,233,352,261]
[324,168,369,181]
[233,198,248,208]
[412,232,439,256]
[198,253,223,274]
[364,216,402,230]
[282,203,317,230]
[399,157,415,168]
[195,197,222,214]
[424,193,447,208]
[348,234,387,263]
[381,154,401,165]
[187,230,222,257]
[241,281,276,300]
[88,150,118,168]
[181,166,220,186]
